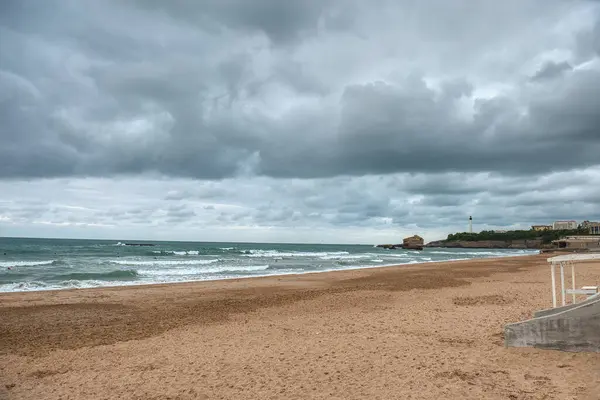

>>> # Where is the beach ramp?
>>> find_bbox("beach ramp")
[504,253,600,352]
[504,294,600,352]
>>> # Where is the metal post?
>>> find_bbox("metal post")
[560,262,566,306]
[571,261,576,304]
[551,262,557,308]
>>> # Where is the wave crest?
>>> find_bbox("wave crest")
[109,259,219,266]
[0,260,56,267]
[138,264,269,276]
[55,270,139,281]
[242,250,351,258]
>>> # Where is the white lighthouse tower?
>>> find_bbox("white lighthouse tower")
[469,216,473,233]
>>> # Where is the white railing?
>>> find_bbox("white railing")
[547,253,600,308]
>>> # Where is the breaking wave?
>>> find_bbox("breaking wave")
[108,259,220,266]
[53,270,139,281]
[151,250,201,256]
[0,260,57,267]
[138,265,270,276]
[241,250,350,258]
[0,239,538,293]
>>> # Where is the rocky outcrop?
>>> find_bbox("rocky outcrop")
[376,235,424,250]
[403,235,424,250]
[425,239,550,249]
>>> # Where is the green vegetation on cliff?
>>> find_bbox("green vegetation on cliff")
[446,228,590,244]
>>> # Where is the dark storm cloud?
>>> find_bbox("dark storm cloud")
[258,69,600,177]
[1,0,600,181]
[134,0,336,45]
[530,61,573,81]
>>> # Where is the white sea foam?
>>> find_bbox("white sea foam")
[243,250,350,258]
[379,253,413,258]
[0,281,48,290]
[0,279,147,292]
[0,242,537,293]
[0,260,55,267]
[109,259,219,266]
[138,265,270,276]
[319,254,371,260]
[151,250,201,255]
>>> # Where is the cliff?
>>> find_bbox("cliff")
[425,239,551,249]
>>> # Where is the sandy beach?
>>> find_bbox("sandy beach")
[1,254,599,399]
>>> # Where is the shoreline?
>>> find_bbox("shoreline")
[0,250,539,294]
[3,252,599,399]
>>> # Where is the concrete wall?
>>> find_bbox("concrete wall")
[505,297,600,352]
[568,241,600,250]
[533,293,600,318]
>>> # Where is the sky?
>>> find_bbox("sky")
[1,0,600,244]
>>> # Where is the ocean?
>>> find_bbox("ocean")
[0,237,537,292]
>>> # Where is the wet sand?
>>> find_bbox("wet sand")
[1,254,599,399]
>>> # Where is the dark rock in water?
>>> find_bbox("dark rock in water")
[376,244,403,250]
[124,243,156,247]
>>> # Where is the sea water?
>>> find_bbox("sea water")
[0,237,537,292]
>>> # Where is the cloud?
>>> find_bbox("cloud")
[1,1,600,242]
[1,0,599,180]
[530,61,573,81]
[1,170,599,242]
[133,0,336,45]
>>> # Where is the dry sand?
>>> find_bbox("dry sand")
[1,254,600,399]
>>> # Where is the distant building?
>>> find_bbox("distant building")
[493,230,507,233]
[581,221,600,235]
[552,220,578,230]
[552,235,600,250]
[531,225,552,231]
